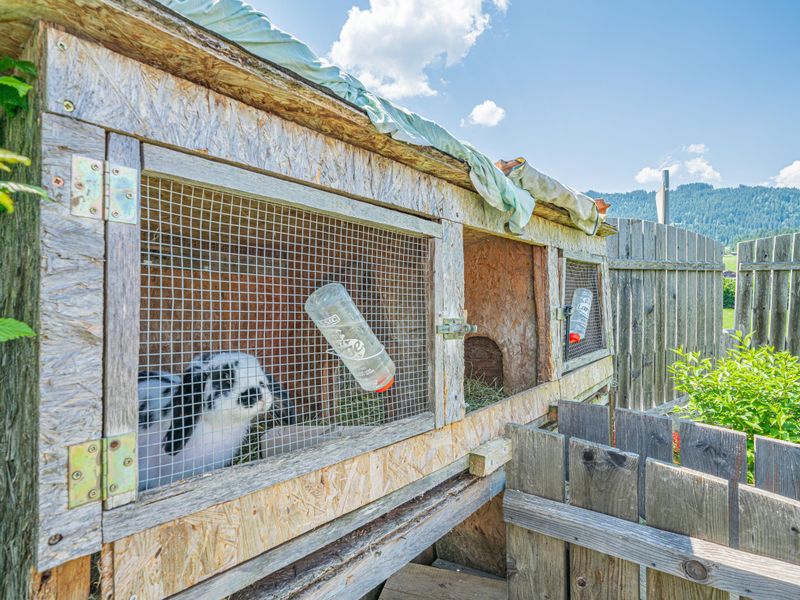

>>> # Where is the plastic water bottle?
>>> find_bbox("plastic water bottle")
[569,288,593,344]
[305,283,396,392]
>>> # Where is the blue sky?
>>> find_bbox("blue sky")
[249,0,800,192]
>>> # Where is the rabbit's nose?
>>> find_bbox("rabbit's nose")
[238,387,263,408]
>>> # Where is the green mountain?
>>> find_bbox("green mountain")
[585,183,800,250]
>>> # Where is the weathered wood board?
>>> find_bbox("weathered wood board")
[379,563,506,600]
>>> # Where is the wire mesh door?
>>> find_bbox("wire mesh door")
[564,259,605,362]
[137,175,432,491]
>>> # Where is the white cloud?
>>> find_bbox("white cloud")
[329,0,500,100]
[686,143,708,154]
[685,156,722,183]
[461,99,506,127]
[771,160,800,188]
[635,163,680,185]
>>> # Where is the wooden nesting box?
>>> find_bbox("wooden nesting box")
[0,4,615,598]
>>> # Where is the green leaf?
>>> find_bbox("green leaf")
[0,56,37,75]
[0,76,32,97]
[0,181,49,199]
[0,318,36,342]
[0,149,31,166]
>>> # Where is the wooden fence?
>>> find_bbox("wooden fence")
[607,218,723,410]
[735,232,800,354]
[505,402,800,600]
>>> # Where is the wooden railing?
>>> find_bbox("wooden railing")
[606,218,724,410]
[504,402,800,599]
[735,232,800,353]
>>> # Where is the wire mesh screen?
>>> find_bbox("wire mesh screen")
[564,260,605,362]
[137,175,431,491]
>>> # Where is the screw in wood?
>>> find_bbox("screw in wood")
[47,534,63,546]
[88,444,98,453]
[123,457,133,467]
[575,576,588,588]
[62,100,75,112]
[89,207,97,215]
[52,176,64,187]
[109,484,118,493]
[112,168,120,176]
[71,470,82,481]
[56,40,67,51]
[112,211,120,218]
[88,489,99,500]
[110,439,121,450]
[91,163,100,171]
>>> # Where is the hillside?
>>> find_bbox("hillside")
[585,183,800,249]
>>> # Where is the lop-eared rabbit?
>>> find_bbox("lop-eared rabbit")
[138,352,273,491]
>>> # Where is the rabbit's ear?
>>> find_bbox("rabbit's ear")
[164,370,206,455]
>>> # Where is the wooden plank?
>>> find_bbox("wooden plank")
[469,437,512,477]
[558,400,610,445]
[714,240,724,353]
[734,240,755,334]
[568,438,640,599]
[233,470,505,600]
[435,220,465,426]
[505,423,567,600]
[142,143,442,238]
[675,228,688,369]
[562,348,613,374]
[112,357,613,599]
[685,232,698,354]
[641,221,657,409]
[613,219,632,408]
[787,233,800,356]
[615,408,673,518]
[608,259,723,271]
[679,421,748,483]
[36,112,106,570]
[430,558,504,580]
[600,258,615,357]
[645,459,729,599]
[739,485,800,564]
[665,225,678,400]
[171,457,472,600]
[378,563,506,600]
[697,235,709,357]
[751,236,773,346]
[737,261,800,271]
[754,435,800,500]
[103,132,140,510]
[769,233,793,349]
[30,555,92,600]
[654,224,667,406]
[533,245,559,382]
[504,487,800,599]
[629,220,645,410]
[104,412,434,541]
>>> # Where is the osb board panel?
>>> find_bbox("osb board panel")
[40,26,612,249]
[112,357,613,599]
[30,555,91,600]
[464,231,537,394]
[435,493,507,577]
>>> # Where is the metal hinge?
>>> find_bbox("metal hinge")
[70,155,138,224]
[436,318,477,340]
[67,432,137,509]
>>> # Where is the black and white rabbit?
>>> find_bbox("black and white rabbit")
[137,371,181,427]
[138,352,272,491]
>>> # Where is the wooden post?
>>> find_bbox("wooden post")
[656,169,669,225]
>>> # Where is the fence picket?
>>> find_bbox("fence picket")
[629,220,645,410]
[654,224,667,407]
[685,232,698,355]
[568,438,639,599]
[754,436,800,500]
[679,421,748,483]
[645,460,729,599]
[788,233,800,355]
[641,222,657,408]
[665,225,678,399]
[615,220,632,408]
[734,240,754,334]
[558,400,609,445]
[752,236,773,346]
[769,234,793,349]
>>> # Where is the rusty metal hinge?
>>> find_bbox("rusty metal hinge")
[71,155,138,224]
[67,432,137,509]
[436,318,477,340]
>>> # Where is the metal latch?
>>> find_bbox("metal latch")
[436,318,477,340]
[71,155,138,224]
[67,432,137,509]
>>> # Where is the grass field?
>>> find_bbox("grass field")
[723,307,734,329]
[723,254,737,271]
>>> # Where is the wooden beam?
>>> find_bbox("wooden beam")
[232,470,505,600]
[29,555,92,600]
[503,489,800,599]
[469,437,512,477]
[380,563,506,600]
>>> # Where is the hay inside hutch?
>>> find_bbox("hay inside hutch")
[0,4,616,599]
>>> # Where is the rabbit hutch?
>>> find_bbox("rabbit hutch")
[0,2,615,598]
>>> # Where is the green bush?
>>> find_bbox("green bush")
[670,332,800,478]
[722,278,736,309]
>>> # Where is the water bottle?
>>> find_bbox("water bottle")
[569,288,593,344]
[304,283,396,392]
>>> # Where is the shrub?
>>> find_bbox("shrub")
[670,332,800,477]
[722,278,736,309]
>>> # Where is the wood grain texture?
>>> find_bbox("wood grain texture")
[504,488,800,599]
[505,424,567,600]
[614,408,673,518]
[734,240,754,335]
[641,221,656,407]
[645,459,729,600]
[172,457,470,600]
[679,421,747,483]
[463,230,537,395]
[434,220,465,426]
[37,112,106,570]
[558,400,609,445]
[469,437,512,477]
[754,435,800,501]
[29,555,92,600]
[111,357,612,599]
[231,470,505,600]
[752,236,773,346]
[0,25,43,599]
[788,233,800,356]
[533,245,559,382]
[568,438,640,600]
[104,133,140,509]
[739,485,800,565]
[40,26,613,247]
[378,563,506,600]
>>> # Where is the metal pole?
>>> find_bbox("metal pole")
[656,169,669,224]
